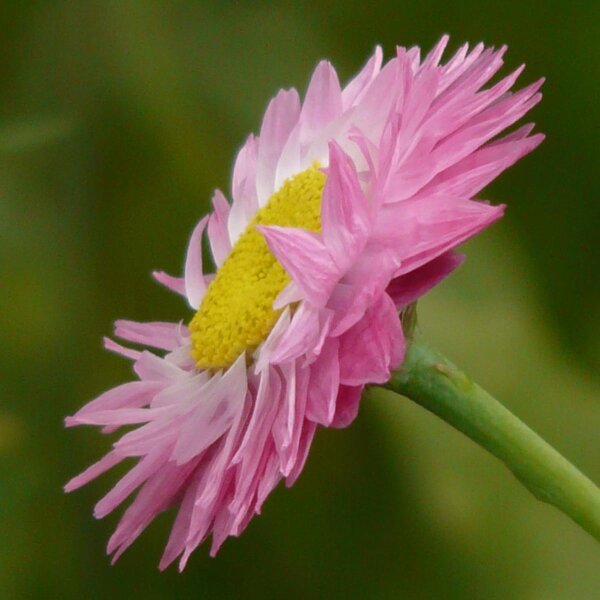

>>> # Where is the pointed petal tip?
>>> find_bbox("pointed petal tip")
[63,479,77,493]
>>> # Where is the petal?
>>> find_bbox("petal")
[342,46,383,109]
[184,215,210,309]
[152,271,186,296]
[421,130,545,198]
[420,34,449,69]
[269,302,331,364]
[253,307,291,372]
[107,457,201,563]
[285,418,317,486]
[94,446,170,519]
[299,61,343,146]
[67,380,163,420]
[331,385,363,429]
[207,189,232,267]
[321,141,371,270]
[229,134,259,244]
[305,337,340,426]
[370,195,504,276]
[171,354,247,465]
[64,451,123,492]
[386,251,465,308]
[256,88,301,206]
[114,320,186,351]
[133,350,188,382]
[258,225,339,306]
[338,292,405,386]
[103,337,141,361]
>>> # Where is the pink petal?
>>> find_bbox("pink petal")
[421,130,544,199]
[230,369,280,512]
[103,337,141,361]
[107,457,201,562]
[370,195,504,276]
[269,302,331,364]
[299,61,343,146]
[133,350,187,382]
[331,385,363,429]
[159,460,209,570]
[68,380,163,420]
[285,418,317,487]
[386,251,465,308]
[253,308,291,372]
[342,46,383,109]
[152,271,186,296]
[64,451,123,492]
[94,446,170,519]
[258,225,339,306]
[306,337,340,426]
[321,141,371,270]
[256,88,301,206]
[421,34,449,69]
[114,320,186,351]
[338,292,405,386]
[171,355,247,465]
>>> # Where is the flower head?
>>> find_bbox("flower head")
[65,36,543,570]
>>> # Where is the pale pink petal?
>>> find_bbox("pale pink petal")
[68,380,163,419]
[253,308,291,372]
[256,88,301,206]
[152,270,186,296]
[103,337,141,361]
[94,446,170,519]
[114,320,185,351]
[64,451,124,492]
[207,189,232,267]
[299,61,343,146]
[229,134,259,244]
[272,281,303,311]
[342,46,383,109]
[269,302,331,364]
[172,355,247,465]
[184,215,210,309]
[133,350,188,382]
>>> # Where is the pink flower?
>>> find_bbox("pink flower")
[65,36,543,570]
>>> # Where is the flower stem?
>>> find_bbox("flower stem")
[382,336,600,542]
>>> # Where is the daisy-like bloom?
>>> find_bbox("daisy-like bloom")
[65,35,543,570]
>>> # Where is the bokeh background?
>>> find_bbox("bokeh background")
[1,1,599,598]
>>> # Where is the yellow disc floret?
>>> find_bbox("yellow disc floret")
[189,165,325,370]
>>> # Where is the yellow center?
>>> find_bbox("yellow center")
[189,166,325,370]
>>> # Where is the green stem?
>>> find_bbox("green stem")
[382,336,600,542]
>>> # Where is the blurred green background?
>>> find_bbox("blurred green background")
[1,1,599,598]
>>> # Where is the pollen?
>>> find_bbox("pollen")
[189,166,325,370]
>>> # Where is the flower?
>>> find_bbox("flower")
[65,35,543,570]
